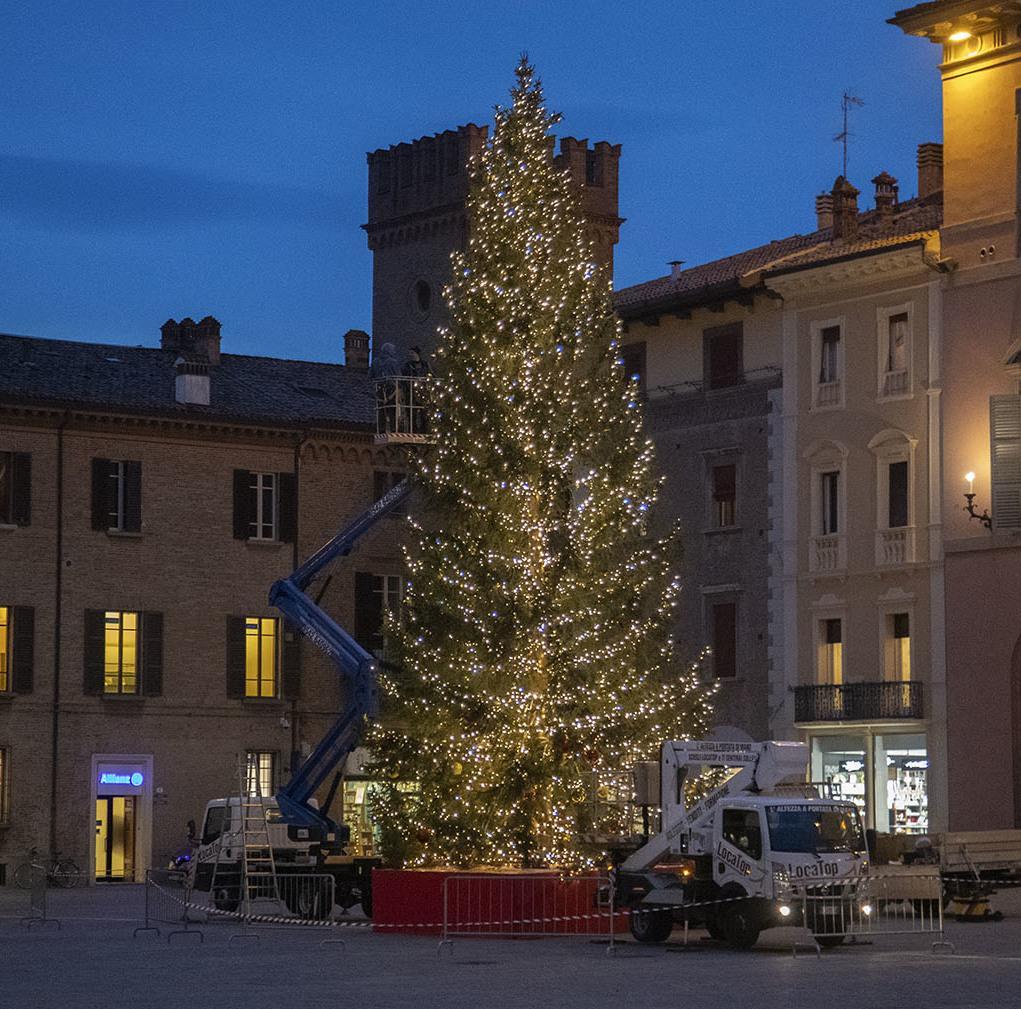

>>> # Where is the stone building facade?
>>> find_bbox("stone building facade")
[365,125,622,361]
[0,322,405,881]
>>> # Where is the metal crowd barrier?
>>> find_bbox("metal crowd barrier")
[794,870,952,954]
[439,873,618,954]
[20,864,59,929]
[136,868,202,942]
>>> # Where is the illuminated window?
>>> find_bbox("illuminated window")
[0,607,7,692]
[246,751,277,797]
[249,473,277,541]
[885,613,911,681]
[817,618,843,685]
[104,611,138,695]
[245,617,278,698]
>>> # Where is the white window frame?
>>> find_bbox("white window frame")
[869,429,918,566]
[702,448,741,531]
[108,461,127,531]
[810,316,846,411]
[245,750,277,797]
[877,302,914,401]
[249,472,278,541]
[805,440,848,574]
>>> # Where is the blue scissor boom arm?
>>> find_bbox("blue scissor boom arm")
[268,478,412,838]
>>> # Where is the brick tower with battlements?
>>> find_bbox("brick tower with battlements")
[364,124,622,362]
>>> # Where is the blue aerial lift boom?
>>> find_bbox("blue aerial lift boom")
[268,476,412,848]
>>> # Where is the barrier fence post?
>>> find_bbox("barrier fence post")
[132,871,161,938]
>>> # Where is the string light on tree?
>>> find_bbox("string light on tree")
[368,57,713,870]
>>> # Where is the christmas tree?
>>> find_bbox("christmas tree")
[367,58,712,868]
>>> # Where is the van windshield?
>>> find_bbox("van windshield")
[766,804,865,854]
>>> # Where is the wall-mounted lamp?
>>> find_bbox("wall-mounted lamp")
[948,30,973,42]
[964,471,993,529]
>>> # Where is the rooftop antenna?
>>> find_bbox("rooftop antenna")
[833,91,865,178]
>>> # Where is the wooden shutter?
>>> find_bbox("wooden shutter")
[226,615,247,698]
[11,453,31,526]
[281,620,301,699]
[11,606,34,694]
[232,470,252,540]
[354,572,382,653]
[712,602,737,679]
[91,458,112,530]
[141,611,163,696]
[123,461,142,533]
[991,395,1021,529]
[83,609,106,695]
[277,472,297,544]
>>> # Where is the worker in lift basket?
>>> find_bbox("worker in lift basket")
[371,342,400,432]
[401,345,432,433]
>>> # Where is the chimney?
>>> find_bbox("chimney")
[872,171,899,218]
[668,260,685,279]
[174,356,210,406]
[160,315,220,364]
[194,316,221,365]
[344,329,370,371]
[830,176,860,240]
[815,193,834,231]
[917,142,943,198]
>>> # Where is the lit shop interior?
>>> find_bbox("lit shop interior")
[809,733,928,834]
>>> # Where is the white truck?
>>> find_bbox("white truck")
[191,796,375,918]
[615,740,868,948]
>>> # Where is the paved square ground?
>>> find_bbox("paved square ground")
[3,884,1021,1009]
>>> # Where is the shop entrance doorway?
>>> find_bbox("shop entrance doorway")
[95,796,137,882]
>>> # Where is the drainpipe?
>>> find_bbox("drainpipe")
[49,412,69,858]
[289,431,309,770]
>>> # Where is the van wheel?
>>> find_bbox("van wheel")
[723,905,760,950]
[629,908,674,943]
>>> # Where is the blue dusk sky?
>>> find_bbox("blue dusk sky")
[1,1,942,363]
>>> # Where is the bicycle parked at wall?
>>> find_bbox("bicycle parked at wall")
[13,847,82,889]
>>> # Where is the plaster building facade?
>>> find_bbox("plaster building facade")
[615,142,950,835]
[893,0,1021,830]
[0,321,405,882]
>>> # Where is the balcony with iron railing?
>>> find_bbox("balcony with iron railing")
[794,681,924,724]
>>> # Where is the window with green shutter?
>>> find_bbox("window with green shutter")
[990,395,1021,529]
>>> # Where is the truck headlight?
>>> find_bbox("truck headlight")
[861,904,873,917]
[778,904,792,918]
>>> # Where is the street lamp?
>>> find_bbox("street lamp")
[963,471,992,529]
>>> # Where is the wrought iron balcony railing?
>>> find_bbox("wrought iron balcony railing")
[794,681,924,723]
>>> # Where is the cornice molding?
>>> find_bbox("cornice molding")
[765,246,936,299]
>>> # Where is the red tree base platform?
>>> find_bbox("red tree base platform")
[372,868,629,936]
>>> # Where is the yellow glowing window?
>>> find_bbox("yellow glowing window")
[104,611,138,694]
[0,606,8,692]
[817,618,843,686]
[245,617,278,698]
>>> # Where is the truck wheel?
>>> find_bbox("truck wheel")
[213,888,239,913]
[722,905,760,950]
[629,908,674,943]
[815,935,845,948]
[358,880,373,919]
[705,917,726,942]
[285,878,329,920]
